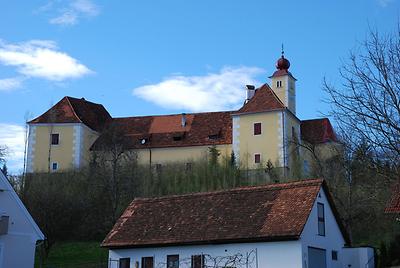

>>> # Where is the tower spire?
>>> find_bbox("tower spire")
[281,43,284,57]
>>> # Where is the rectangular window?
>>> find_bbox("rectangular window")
[331,250,338,260]
[254,154,261,164]
[52,162,58,171]
[142,257,154,268]
[120,258,131,268]
[51,133,59,145]
[254,123,262,135]
[191,255,204,268]
[277,81,282,88]
[185,163,193,172]
[167,255,179,268]
[317,202,325,236]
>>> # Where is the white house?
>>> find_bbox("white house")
[0,170,45,268]
[102,179,374,268]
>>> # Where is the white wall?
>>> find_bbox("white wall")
[300,187,347,268]
[0,171,44,268]
[109,241,302,268]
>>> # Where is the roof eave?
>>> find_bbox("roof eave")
[101,235,300,249]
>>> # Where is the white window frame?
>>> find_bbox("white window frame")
[276,80,282,88]
[253,122,262,136]
[51,162,59,171]
[254,153,261,164]
[50,133,60,146]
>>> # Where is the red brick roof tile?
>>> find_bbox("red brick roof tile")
[235,84,285,114]
[91,111,232,150]
[301,118,338,144]
[101,179,344,248]
[29,96,112,132]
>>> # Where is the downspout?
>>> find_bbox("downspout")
[282,110,287,178]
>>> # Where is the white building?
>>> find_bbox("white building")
[0,170,45,268]
[102,179,374,268]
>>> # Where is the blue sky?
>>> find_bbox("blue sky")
[0,0,398,173]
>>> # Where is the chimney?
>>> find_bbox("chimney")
[245,85,255,103]
[181,113,186,127]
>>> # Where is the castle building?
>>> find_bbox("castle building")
[26,53,338,176]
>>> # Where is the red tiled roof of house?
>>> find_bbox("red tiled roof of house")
[101,179,349,248]
[91,111,232,150]
[301,118,338,144]
[385,182,400,213]
[28,96,112,132]
[235,84,285,114]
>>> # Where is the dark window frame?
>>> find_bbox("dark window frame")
[167,255,179,268]
[51,133,59,145]
[191,255,205,268]
[142,257,154,268]
[331,250,338,261]
[119,258,131,268]
[317,202,325,236]
[52,162,58,171]
[254,123,262,135]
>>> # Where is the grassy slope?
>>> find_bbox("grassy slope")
[35,241,108,267]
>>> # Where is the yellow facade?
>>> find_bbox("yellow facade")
[135,144,232,166]
[27,124,99,172]
[233,111,282,169]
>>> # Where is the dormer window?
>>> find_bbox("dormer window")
[276,80,282,88]
[51,133,59,145]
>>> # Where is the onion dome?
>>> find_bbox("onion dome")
[276,55,290,70]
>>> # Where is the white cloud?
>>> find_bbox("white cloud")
[49,10,78,25]
[0,39,92,81]
[48,0,100,26]
[133,66,264,112]
[0,77,24,91]
[377,0,394,7]
[0,124,26,174]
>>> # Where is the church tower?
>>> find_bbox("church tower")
[269,50,297,114]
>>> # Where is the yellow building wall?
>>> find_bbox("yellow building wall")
[29,124,100,172]
[135,144,232,166]
[81,126,100,166]
[284,112,302,177]
[234,111,282,169]
[32,125,75,172]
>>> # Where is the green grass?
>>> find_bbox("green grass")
[35,241,108,268]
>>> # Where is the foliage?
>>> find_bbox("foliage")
[35,241,108,268]
[323,26,400,177]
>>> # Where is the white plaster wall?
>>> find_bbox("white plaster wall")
[300,187,347,268]
[0,172,44,268]
[108,241,302,268]
[342,247,375,268]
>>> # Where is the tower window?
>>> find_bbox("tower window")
[254,123,262,135]
[277,80,282,88]
[51,133,59,145]
[254,154,261,164]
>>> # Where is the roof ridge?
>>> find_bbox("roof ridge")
[133,178,323,203]
[113,111,234,120]
[263,83,286,108]
[65,96,83,124]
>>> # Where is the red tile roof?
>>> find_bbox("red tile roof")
[385,182,400,213]
[235,84,285,114]
[29,96,112,132]
[101,179,349,248]
[301,118,338,144]
[91,111,232,150]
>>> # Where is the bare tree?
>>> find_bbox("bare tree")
[323,26,400,178]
